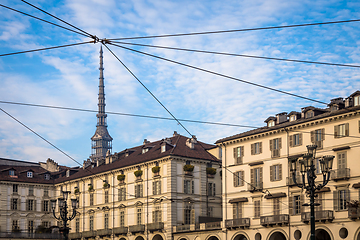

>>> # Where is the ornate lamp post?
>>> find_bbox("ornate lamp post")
[288,145,334,240]
[50,191,78,240]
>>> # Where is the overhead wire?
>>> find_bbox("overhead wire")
[107,42,328,105]
[0,3,89,38]
[110,41,360,69]
[0,41,94,57]
[20,0,95,39]
[107,18,360,40]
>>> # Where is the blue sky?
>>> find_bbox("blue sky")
[0,0,360,167]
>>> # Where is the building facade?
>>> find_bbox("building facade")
[206,91,360,240]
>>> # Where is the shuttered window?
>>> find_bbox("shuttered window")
[233,146,244,164]
[251,142,262,155]
[334,189,350,211]
[289,194,304,215]
[289,133,302,147]
[104,191,109,203]
[311,128,325,149]
[270,138,281,157]
[273,198,280,215]
[153,181,161,195]
[135,184,143,198]
[334,123,349,138]
[208,182,216,196]
[251,168,263,189]
[270,164,282,181]
[254,200,261,218]
[233,202,243,219]
[89,216,94,231]
[184,180,194,194]
[120,211,125,227]
[118,187,126,201]
[234,171,244,187]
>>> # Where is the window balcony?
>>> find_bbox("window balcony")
[96,228,112,237]
[147,222,164,231]
[286,175,303,186]
[0,232,63,239]
[348,207,360,219]
[248,182,263,192]
[225,218,250,229]
[69,232,82,239]
[113,227,128,235]
[301,210,334,223]
[129,224,145,233]
[82,231,97,238]
[260,214,289,226]
[175,224,200,232]
[331,168,350,181]
[205,221,221,230]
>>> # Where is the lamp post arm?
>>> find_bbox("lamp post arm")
[52,209,62,221]
[69,209,77,221]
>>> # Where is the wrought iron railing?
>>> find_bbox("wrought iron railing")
[147,222,164,231]
[205,221,221,230]
[113,227,128,235]
[301,210,334,222]
[260,214,289,226]
[129,224,145,233]
[348,207,360,219]
[0,232,63,239]
[225,218,250,228]
[330,168,350,181]
[248,182,263,192]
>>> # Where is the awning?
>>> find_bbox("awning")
[229,197,248,203]
[265,192,287,199]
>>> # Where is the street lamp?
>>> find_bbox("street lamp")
[288,145,334,240]
[51,191,78,240]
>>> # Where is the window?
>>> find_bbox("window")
[153,181,161,195]
[306,111,314,118]
[184,180,194,194]
[161,145,166,153]
[219,147,222,160]
[315,193,323,212]
[153,204,162,222]
[290,133,302,147]
[137,207,142,225]
[135,184,143,198]
[273,198,280,215]
[337,152,347,177]
[290,195,303,215]
[75,218,80,233]
[254,200,260,218]
[334,189,350,211]
[234,171,244,187]
[270,138,281,157]
[66,170,70,177]
[13,184,18,193]
[118,187,126,201]
[311,129,324,149]
[27,199,34,211]
[90,193,94,206]
[270,164,282,181]
[9,170,15,176]
[233,202,243,219]
[208,182,216,197]
[251,142,262,155]
[290,115,296,122]
[120,211,125,227]
[250,167,263,189]
[233,146,244,164]
[29,186,34,196]
[43,200,49,212]
[42,221,49,228]
[335,123,349,138]
[12,220,19,231]
[314,158,321,174]
[142,148,148,154]
[354,95,360,106]
[89,215,94,231]
[184,205,194,224]
[44,189,49,197]
[44,174,50,180]
[28,220,34,233]
[27,171,33,178]
[268,120,275,127]
[11,198,18,210]
[104,213,109,229]
[105,191,109,203]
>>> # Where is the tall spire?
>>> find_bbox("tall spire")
[91,46,113,160]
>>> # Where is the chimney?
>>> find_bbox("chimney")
[173,131,179,137]
[143,139,150,145]
[186,135,197,149]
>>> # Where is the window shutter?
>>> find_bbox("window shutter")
[213,184,216,196]
[191,180,194,194]
[259,168,263,184]
[278,138,282,149]
[184,180,186,193]
[269,139,273,150]
[240,171,244,186]
[311,131,315,143]
[159,181,161,194]
[300,194,304,213]
[26,200,29,211]
[259,142,262,153]
[233,173,237,187]
[250,169,254,184]
[345,123,349,136]
[191,209,195,224]
[140,185,143,197]
[152,211,155,223]
[241,146,244,157]
[270,166,274,182]
[251,144,254,155]
[233,204,237,219]
[334,125,339,138]
[333,191,339,211]
[279,164,282,180]
[299,133,303,145]
[233,148,237,159]
[346,189,350,208]
[289,196,293,215]
[41,201,44,212]
[289,135,293,147]
[153,182,155,195]
[321,128,325,140]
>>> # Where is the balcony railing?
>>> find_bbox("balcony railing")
[260,214,289,226]
[348,207,360,219]
[301,210,334,223]
[331,168,350,181]
[147,222,164,231]
[96,228,112,236]
[82,231,96,238]
[248,182,263,192]
[286,175,303,186]
[175,224,200,232]
[113,227,128,235]
[69,232,82,239]
[205,221,221,230]
[0,232,63,239]
[129,224,145,233]
[225,218,250,228]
